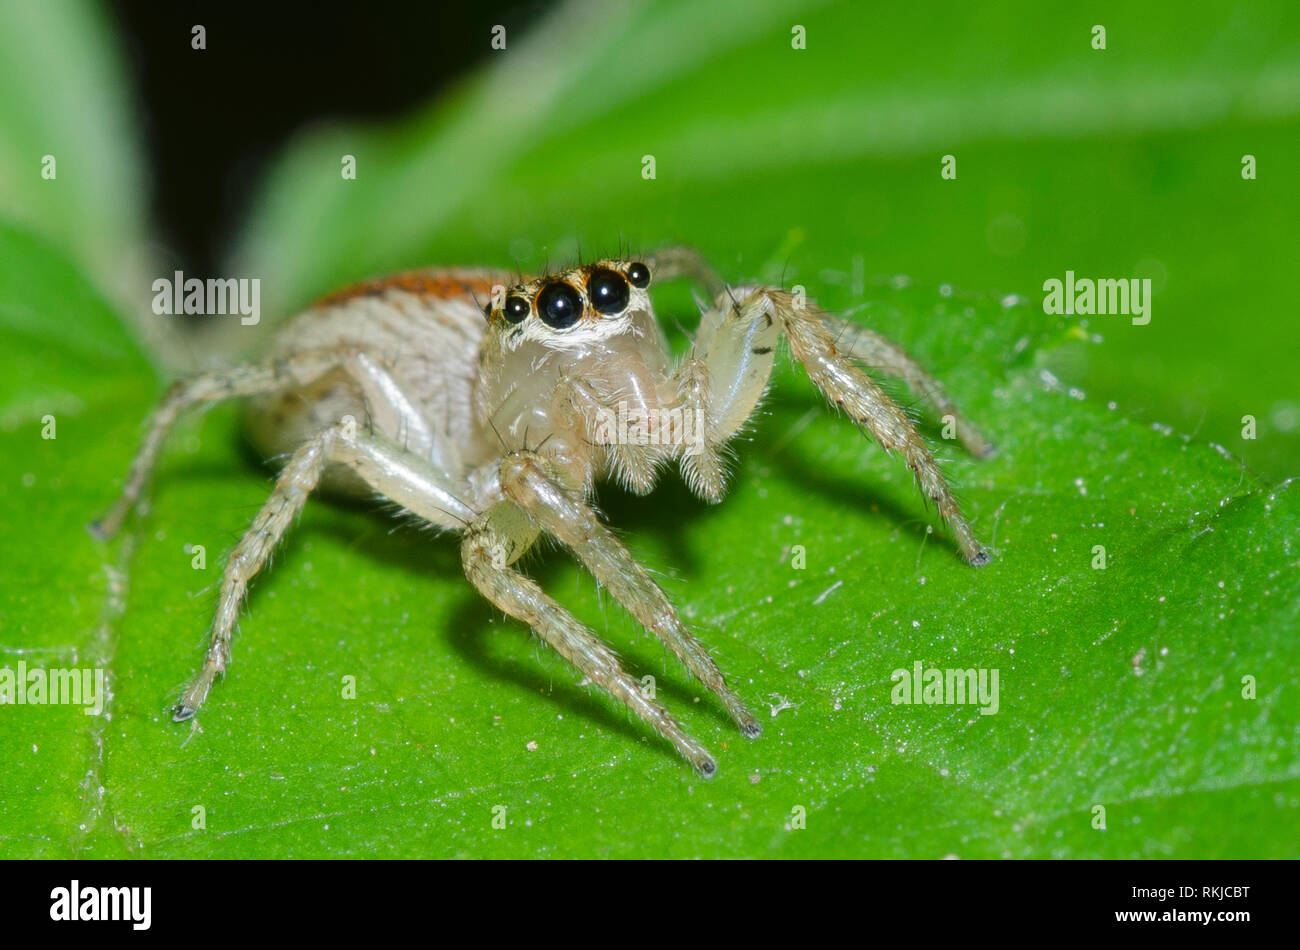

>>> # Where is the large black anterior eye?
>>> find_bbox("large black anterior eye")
[627,261,650,288]
[536,282,583,329]
[503,295,530,323]
[587,269,630,315]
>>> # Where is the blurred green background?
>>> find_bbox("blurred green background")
[0,0,1296,859]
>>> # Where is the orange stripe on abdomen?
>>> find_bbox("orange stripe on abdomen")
[315,269,516,308]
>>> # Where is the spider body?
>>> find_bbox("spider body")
[92,247,994,776]
[245,268,510,498]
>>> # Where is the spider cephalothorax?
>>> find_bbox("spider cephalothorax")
[92,246,994,777]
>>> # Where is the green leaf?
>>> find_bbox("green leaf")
[3,0,1298,859]
[2,216,1296,858]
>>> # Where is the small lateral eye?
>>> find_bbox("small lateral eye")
[537,282,583,329]
[627,261,650,288]
[503,295,530,323]
[587,268,630,315]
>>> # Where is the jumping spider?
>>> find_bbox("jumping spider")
[91,246,994,776]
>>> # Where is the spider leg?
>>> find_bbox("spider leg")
[90,345,449,540]
[647,245,725,298]
[343,350,459,471]
[820,314,996,459]
[175,420,476,720]
[772,289,989,565]
[685,287,990,566]
[552,373,663,496]
[666,290,782,502]
[461,500,718,776]
[668,356,727,502]
[497,451,761,739]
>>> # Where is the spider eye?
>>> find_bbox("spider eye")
[503,295,530,324]
[587,269,630,315]
[627,261,650,288]
[537,282,583,329]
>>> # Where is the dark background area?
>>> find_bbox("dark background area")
[107,0,552,275]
